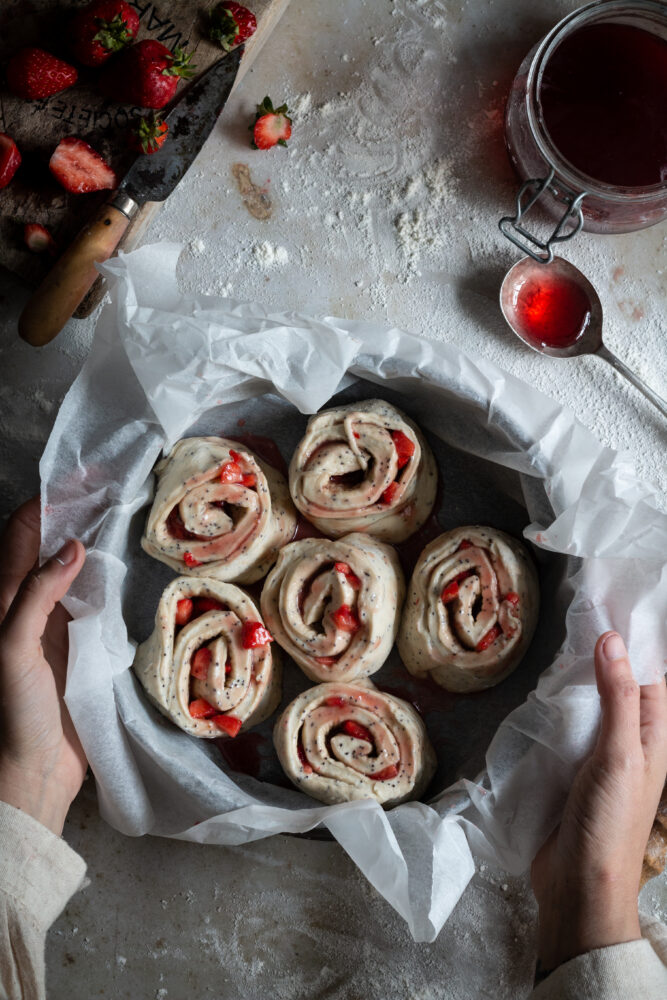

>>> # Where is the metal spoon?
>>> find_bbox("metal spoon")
[500,256,667,419]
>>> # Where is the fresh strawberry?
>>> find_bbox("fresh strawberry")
[219,460,243,483]
[7,48,78,100]
[381,481,400,505]
[324,695,347,707]
[128,114,168,154]
[49,137,117,194]
[24,223,57,254]
[251,96,292,150]
[331,604,360,633]
[241,620,273,648]
[334,562,361,589]
[342,719,373,742]
[297,742,313,774]
[440,580,459,604]
[100,39,195,109]
[0,134,21,188]
[175,597,193,625]
[209,1,257,51]
[70,0,139,67]
[183,550,202,568]
[374,764,399,781]
[213,714,242,737]
[191,647,212,680]
[193,597,224,615]
[476,623,502,652]
[189,697,216,719]
[391,430,415,469]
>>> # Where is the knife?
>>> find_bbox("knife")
[19,45,244,348]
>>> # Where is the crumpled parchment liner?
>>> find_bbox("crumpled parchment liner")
[40,244,667,942]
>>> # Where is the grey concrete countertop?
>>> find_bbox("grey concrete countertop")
[0,0,665,997]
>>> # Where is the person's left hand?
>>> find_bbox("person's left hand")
[0,498,87,836]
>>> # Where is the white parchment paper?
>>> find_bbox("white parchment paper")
[40,244,667,942]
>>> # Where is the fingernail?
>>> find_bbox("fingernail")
[53,540,78,566]
[603,632,627,661]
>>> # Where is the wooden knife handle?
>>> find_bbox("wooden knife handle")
[18,193,138,347]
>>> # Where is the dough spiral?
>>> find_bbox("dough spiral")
[133,576,281,738]
[260,533,404,683]
[142,437,297,584]
[289,399,437,543]
[274,679,436,806]
[398,526,539,692]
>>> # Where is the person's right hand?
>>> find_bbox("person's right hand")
[531,631,667,974]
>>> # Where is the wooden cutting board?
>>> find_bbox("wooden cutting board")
[0,0,290,315]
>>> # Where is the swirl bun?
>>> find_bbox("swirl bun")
[133,577,281,738]
[260,533,404,683]
[398,526,539,692]
[142,437,297,584]
[289,399,437,543]
[274,679,436,806]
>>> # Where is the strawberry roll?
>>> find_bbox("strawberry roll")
[260,533,405,683]
[274,679,436,807]
[133,577,281,738]
[288,399,437,543]
[142,437,297,584]
[398,526,539,693]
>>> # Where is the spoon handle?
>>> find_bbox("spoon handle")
[597,344,667,420]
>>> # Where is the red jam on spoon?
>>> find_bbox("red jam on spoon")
[511,270,592,349]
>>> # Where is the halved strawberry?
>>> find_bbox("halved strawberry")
[7,48,77,100]
[475,623,502,652]
[189,697,216,719]
[70,0,139,67]
[331,604,360,633]
[183,551,202,568]
[191,647,212,679]
[24,223,57,255]
[129,114,168,154]
[241,620,273,648]
[381,482,400,506]
[251,96,292,150]
[374,764,399,781]
[440,580,459,604]
[175,597,193,625]
[391,430,415,469]
[213,714,242,737]
[49,137,117,194]
[334,562,361,590]
[0,134,21,189]
[209,2,257,51]
[342,720,373,742]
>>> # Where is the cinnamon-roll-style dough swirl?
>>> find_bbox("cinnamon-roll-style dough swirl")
[142,437,297,585]
[289,399,437,543]
[398,526,539,693]
[260,534,405,683]
[274,679,436,807]
[133,577,281,738]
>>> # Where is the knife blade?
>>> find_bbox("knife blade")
[19,45,244,347]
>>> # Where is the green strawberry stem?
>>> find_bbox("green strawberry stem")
[93,13,133,54]
[163,46,196,79]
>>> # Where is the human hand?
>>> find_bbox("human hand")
[0,498,87,836]
[531,631,667,973]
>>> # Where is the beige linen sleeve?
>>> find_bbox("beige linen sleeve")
[530,934,667,1000]
[0,802,87,1000]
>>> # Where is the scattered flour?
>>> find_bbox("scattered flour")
[252,242,289,267]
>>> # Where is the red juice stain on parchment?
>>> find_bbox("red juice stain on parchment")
[215,731,265,778]
[394,509,444,579]
[226,432,288,475]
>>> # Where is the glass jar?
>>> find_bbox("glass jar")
[501,0,667,261]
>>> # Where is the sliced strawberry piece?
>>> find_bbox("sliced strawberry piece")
[475,623,503,652]
[331,604,360,633]
[241,620,273,648]
[353,432,360,439]
[189,697,216,719]
[191,647,212,680]
[391,429,415,469]
[241,473,256,488]
[193,597,224,615]
[209,1,257,51]
[334,562,361,590]
[7,48,77,100]
[455,570,473,583]
[0,134,21,189]
[440,580,459,604]
[457,539,473,551]
[342,720,373,743]
[374,764,399,781]
[219,460,243,483]
[175,598,193,625]
[213,714,242,737]
[24,223,57,255]
[225,659,232,674]
[324,695,347,707]
[504,592,520,607]
[297,742,313,773]
[183,550,202,568]
[315,656,337,667]
[381,482,400,505]
[229,449,243,462]
[49,137,117,194]
[251,96,292,150]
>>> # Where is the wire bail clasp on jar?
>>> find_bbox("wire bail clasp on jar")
[499,169,588,263]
